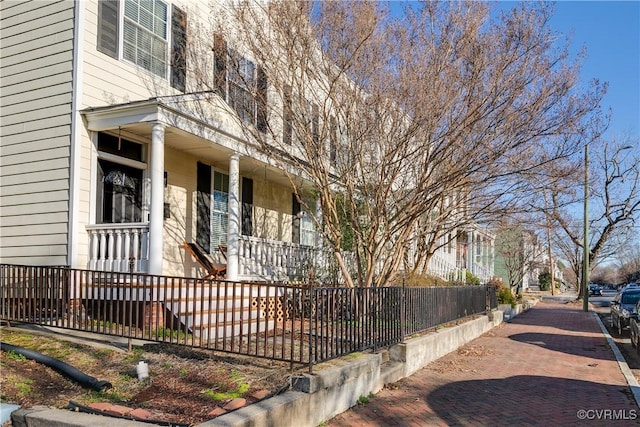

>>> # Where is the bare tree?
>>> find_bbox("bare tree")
[177,1,604,286]
[616,242,640,284]
[550,137,640,296]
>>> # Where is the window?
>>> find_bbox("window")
[123,0,168,77]
[300,214,315,247]
[96,133,144,224]
[214,35,268,131]
[97,0,186,90]
[292,194,315,247]
[211,171,229,248]
[228,55,256,124]
[98,160,143,223]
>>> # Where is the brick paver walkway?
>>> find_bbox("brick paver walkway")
[328,300,639,426]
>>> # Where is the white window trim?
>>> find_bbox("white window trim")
[118,0,170,79]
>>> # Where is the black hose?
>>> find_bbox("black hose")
[0,341,112,391]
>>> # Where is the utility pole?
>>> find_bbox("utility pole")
[582,144,589,312]
[547,225,555,296]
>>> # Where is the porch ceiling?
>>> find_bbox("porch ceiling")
[81,98,299,189]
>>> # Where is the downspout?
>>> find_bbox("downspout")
[67,1,85,268]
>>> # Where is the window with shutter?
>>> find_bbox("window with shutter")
[213,35,267,131]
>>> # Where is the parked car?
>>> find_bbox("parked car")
[610,288,640,336]
[589,284,603,296]
[629,301,640,349]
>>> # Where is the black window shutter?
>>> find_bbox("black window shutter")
[171,5,187,92]
[283,85,292,145]
[292,194,301,245]
[312,103,319,146]
[241,177,253,236]
[330,116,337,163]
[97,0,119,58]
[196,162,211,252]
[256,66,268,132]
[214,34,227,96]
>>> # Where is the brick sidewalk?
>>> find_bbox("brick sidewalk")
[328,300,639,426]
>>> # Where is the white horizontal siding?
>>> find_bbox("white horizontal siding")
[0,0,74,267]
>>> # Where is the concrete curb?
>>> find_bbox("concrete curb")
[593,312,640,408]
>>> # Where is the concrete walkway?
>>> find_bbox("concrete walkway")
[328,300,640,426]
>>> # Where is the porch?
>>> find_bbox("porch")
[86,223,328,282]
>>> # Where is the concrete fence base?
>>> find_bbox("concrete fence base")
[206,301,542,427]
[11,301,538,427]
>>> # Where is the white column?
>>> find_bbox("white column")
[227,153,240,281]
[466,231,474,271]
[148,122,165,275]
[314,197,323,275]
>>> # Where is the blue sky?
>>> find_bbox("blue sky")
[498,0,640,142]
[547,1,639,141]
[389,1,640,141]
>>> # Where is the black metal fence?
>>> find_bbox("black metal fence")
[0,264,497,372]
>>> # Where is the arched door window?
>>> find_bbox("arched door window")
[97,159,143,223]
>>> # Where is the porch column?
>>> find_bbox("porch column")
[149,122,165,275]
[466,231,474,271]
[314,197,323,275]
[227,153,240,281]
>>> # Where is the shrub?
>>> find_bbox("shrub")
[538,271,551,291]
[465,271,481,285]
[497,286,516,307]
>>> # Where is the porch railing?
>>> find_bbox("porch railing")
[238,236,333,280]
[86,223,149,273]
[1,264,497,372]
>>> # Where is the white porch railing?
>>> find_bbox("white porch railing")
[427,252,458,281]
[86,223,149,273]
[238,236,319,281]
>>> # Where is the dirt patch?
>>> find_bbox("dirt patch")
[0,327,299,426]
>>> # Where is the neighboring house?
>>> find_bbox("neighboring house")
[494,227,561,292]
[1,0,493,284]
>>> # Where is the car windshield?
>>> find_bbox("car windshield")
[621,293,640,305]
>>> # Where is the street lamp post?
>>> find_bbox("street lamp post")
[582,144,589,312]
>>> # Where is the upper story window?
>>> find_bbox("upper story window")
[214,35,267,132]
[123,0,168,78]
[97,0,186,91]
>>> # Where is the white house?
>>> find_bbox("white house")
[0,0,493,284]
